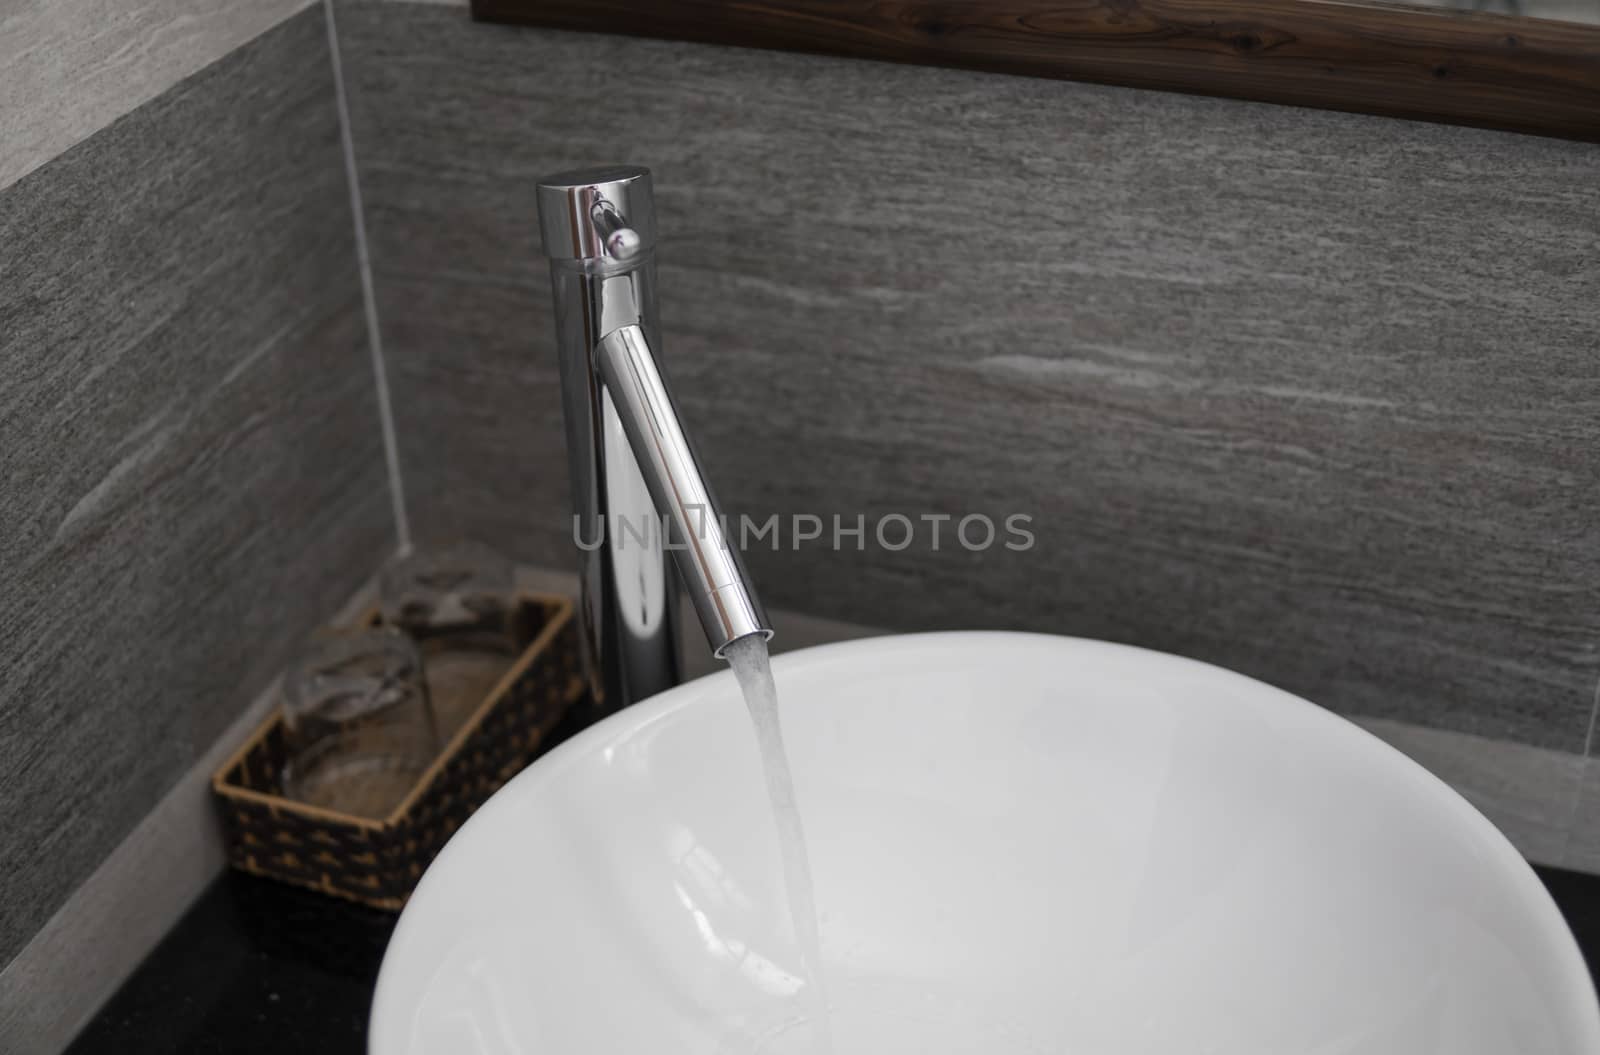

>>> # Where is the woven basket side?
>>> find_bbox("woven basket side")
[212,593,583,911]
[391,615,585,886]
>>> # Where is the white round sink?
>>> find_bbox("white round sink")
[369,632,1600,1054]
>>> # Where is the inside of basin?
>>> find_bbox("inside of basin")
[379,634,1595,1055]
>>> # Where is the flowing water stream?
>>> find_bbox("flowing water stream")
[722,634,833,1053]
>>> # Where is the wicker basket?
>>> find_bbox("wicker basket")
[211,593,586,910]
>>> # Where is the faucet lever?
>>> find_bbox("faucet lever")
[536,167,656,263]
[590,198,643,261]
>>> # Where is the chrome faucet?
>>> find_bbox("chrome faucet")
[535,165,771,712]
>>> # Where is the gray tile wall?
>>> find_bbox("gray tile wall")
[336,2,1599,759]
[0,8,392,968]
[0,0,316,190]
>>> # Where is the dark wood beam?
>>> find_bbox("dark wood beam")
[471,0,1600,142]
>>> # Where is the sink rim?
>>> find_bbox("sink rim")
[370,629,1600,1051]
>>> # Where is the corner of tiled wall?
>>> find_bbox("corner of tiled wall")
[0,1,399,1046]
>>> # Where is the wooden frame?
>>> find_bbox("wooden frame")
[471,0,1600,142]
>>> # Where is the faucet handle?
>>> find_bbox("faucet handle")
[536,165,656,264]
[589,199,643,261]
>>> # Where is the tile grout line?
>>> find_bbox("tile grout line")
[322,0,411,553]
[1582,668,1600,758]
[1559,670,1600,866]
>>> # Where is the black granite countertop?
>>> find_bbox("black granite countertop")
[65,873,395,1055]
[67,865,1600,1054]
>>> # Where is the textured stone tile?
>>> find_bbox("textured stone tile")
[0,10,391,965]
[339,4,1600,751]
[367,271,571,557]
[0,0,317,191]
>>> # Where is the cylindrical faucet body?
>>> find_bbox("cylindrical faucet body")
[536,166,770,713]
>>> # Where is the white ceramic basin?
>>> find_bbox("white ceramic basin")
[370,632,1600,1054]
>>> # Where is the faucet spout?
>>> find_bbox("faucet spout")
[596,323,771,658]
[535,165,771,712]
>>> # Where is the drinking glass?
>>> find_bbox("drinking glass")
[379,542,524,735]
[280,628,438,820]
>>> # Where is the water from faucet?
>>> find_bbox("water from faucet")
[722,634,833,1053]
